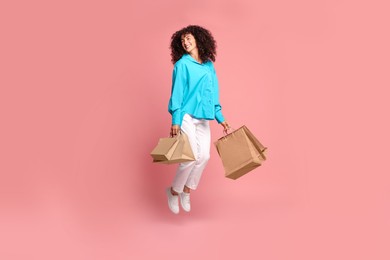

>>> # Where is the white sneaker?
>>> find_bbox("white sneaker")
[166,187,179,214]
[179,192,191,212]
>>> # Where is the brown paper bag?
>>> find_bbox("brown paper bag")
[214,125,267,180]
[150,132,195,164]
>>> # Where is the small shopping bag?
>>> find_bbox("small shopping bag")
[150,132,195,164]
[214,125,267,180]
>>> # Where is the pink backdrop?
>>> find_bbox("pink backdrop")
[1,0,389,259]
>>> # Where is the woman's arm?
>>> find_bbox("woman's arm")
[212,64,230,134]
[168,62,186,136]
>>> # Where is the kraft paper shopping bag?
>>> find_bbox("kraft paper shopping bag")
[214,125,267,179]
[150,132,195,164]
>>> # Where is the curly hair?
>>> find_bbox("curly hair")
[170,25,217,64]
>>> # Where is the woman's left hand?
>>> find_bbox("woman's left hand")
[221,121,230,135]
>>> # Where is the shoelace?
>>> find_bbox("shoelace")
[168,190,178,201]
[182,193,190,204]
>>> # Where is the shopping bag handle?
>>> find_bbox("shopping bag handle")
[169,130,183,138]
[222,126,235,136]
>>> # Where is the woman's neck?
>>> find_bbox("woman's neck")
[189,49,202,63]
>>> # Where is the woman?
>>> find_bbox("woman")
[166,25,229,214]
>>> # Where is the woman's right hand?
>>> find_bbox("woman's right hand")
[170,125,180,137]
[221,121,231,135]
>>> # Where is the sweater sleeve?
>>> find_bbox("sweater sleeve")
[212,64,225,123]
[168,62,186,126]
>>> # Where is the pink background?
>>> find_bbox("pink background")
[1,0,389,259]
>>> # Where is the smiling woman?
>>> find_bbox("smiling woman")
[170,25,218,65]
[164,25,230,214]
[181,34,199,61]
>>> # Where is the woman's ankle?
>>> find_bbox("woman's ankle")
[183,186,191,194]
[170,187,179,195]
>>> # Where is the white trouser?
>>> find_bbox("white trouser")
[171,114,211,193]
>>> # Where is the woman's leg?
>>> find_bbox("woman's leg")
[184,119,211,191]
[169,116,210,213]
[171,114,199,194]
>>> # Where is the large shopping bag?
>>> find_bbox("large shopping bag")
[150,132,195,164]
[214,125,267,180]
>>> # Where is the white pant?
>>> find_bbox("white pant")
[171,114,211,193]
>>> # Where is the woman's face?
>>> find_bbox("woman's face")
[181,33,197,53]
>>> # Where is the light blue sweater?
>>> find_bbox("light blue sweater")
[168,53,225,126]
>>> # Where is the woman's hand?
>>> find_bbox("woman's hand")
[221,121,230,135]
[170,125,180,137]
